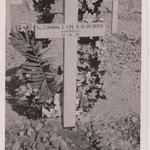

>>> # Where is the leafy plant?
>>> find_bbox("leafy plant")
[78,0,103,22]
[9,27,62,118]
[87,114,140,150]
[77,37,106,112]
[33,0,56,23]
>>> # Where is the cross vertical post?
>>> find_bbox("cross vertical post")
[6,0,11,38]
[112,0,118,33]
[63,0,78,128]
[35,1,105,128]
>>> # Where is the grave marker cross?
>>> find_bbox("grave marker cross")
[35,0,106,128]
[7,0,118,128]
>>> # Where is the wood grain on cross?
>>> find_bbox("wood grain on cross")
[35,0,106,128]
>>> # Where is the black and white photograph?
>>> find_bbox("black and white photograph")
[4,0,147,149]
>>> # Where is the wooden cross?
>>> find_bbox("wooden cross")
[105,0,118,33]
[6,0,118,128]
[35,0,118,128]
[35,0,106,128]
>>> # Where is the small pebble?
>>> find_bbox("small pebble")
[19,131,24,137]
[36,143,45,150]
[131,116,138,122]
[72,127,78,133]
[59,138,69,150]
[50,136,60,149]
[54,94,60,106]
[12,140,20,150]
[50,108,56,118]
[55,111,61,117]
[27,128,34,137]
[44,141,50,148]
[66,138,72,144]
[42,133,49,142]
[35,123,43,131]
[55,104,60,110]
[54,126,59,132]
[87,131,92,137]
[71,143,75,147]
[42,107,51,118]
[20,124,24,130]
[6,76,11,82]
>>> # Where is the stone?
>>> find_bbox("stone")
[12,140,20,150]
[20,124,25,130]
[27,128,34,137]
[50,108,56,118]
[36,143,45,150]
[72,127,78,133]
[66,138,72,144]
[54,105,61,112]
[19,131,24,137]
[50,136,60,149]
[44,141,50,148]
[35,123,43,131]
[55,111,61,117]
[6,76,11,82]
[71,143,75,147]
[42,107,51,118]
[87,131,92,138]
[76,110,80,117]
[31,142,36,149]
[42,133,49,142]
[35,131,43,143]
[54,94,60,106]
[131,116,138,122]
[59,138,69,150]
[54,126,59,132]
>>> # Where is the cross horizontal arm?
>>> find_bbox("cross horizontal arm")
[35,23,105,39]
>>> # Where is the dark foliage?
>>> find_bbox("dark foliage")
[33,0,56,23]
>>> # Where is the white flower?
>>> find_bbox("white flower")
[83,11,96,23]
[86,71,91,79]
[42,107,51,118]
[16,70,24,80]
[27,83,32,90]
[47,97,52,104]
[97,84,102,89]
[25,74,31,78]
[19,85,27,92]
[54,105,60,112]
[33,88,38,93]
[18,24,29,32]
[86,0,97,11]
[35,96,40,99]
[25,91,31,96]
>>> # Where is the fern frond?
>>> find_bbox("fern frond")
[10,29,60,105]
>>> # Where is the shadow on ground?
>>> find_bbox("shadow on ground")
[6,66,41,119]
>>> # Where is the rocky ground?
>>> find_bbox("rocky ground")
[5,0,141,149]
